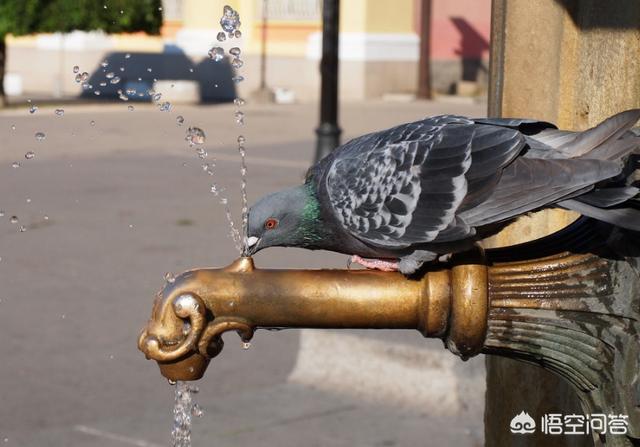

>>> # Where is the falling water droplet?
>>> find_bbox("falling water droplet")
[176,115,184,126]
[216,32,226,42]
[55,108,64,116]
[147,67,153,73]
[80,72,89,82]
[220,5,241,33]
[231,58,243,69]
[234,30,242,38]
[168,379,177,385]
[234,111,245,125]
[10,124,16,130]
[185,127,206,146]
[232,75,244,83]
[29,105,38,114]
[9,216,18,224]
[101,60,109,68]
[106,72,115,79]
[189,68,194,73]
[90,120,96,126]
[196,147,207,159]
[24,151,35,160]
[234,97,245,107]
[237,135,246,144]
[18,225,26,233]
[159,101,172,112]
[152,92,162,102]
[242,341,251,350]
[73,65,79,73]
[11,162,20,169]
[43,215,49,220]
[127,105,135,112]
[117,90,128,101]
[99,81,107,87]
[119,66,125,72]
[202,162,216,175]
[0,211,4,217]
[110,76,121,85]
[35,132,45,141]
[164,272,176,283]
[191,404,203,417]
[94,90,101,96]
[229,47,241,57]
[125,53,131,59]
[208,46,225,62]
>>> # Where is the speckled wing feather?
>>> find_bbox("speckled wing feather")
[321,116,526,248]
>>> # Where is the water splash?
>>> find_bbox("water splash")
[171,381,203,447]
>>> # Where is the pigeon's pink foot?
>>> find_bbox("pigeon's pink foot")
[350,255,399,272]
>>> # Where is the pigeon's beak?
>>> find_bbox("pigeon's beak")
[245,236,261,255]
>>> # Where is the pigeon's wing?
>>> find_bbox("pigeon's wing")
[458,157,623,227]
[322,117,525,248]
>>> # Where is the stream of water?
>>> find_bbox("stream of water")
[171,382,203,447]
[172,5,246,447]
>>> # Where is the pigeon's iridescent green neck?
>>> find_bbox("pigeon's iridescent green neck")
[296,183,329,246]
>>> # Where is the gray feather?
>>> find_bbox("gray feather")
[559,199,640,231]
[576,187,639,208]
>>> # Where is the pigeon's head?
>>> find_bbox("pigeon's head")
[246,185,320,255]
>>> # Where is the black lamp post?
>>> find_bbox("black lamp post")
[314,0,342,162]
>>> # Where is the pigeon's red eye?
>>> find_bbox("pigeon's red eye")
[264,218,279,230]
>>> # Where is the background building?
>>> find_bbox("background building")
[5,0,490,102]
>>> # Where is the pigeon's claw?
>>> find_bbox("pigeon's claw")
[350,255,399,272]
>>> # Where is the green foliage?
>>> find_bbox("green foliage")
[0,0,163,38]
[0,0,41,39]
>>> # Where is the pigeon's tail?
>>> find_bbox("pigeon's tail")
[554,109,640,231]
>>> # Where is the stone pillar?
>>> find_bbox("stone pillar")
[484,1,640,446]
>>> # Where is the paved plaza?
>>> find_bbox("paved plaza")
[0,98,489,447]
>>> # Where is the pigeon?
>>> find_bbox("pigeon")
[247,110,640,274]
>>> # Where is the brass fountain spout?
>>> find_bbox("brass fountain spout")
[137,255,489,381]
